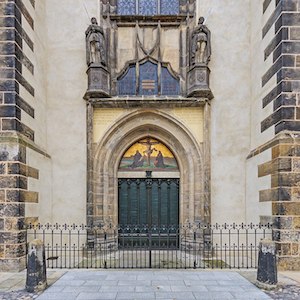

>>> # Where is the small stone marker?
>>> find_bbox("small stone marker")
[26,239,47,293]
[256,239,277,289]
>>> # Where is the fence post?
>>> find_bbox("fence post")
[256,239,277,289]
[26,239,47,293]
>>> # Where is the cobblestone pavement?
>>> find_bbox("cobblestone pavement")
[265,285,300,300]
[0,290,37,300]
[239,270,300,300]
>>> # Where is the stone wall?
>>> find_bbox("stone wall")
[0,0,38,271]
[248,0,300,270]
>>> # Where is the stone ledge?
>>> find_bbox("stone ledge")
[247,131,300,159]
[89,96,208,108]
[0,131,50,158]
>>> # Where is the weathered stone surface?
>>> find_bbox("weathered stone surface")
[293,217,300,229]
[25,216,38,226]
[277,242,291,256]
[257,239,277,287]
[26,239,47,293]
[0,175,27,189]
[291,187,300,201]
[187,65,213,99]
[259,187,291,202]
[272,202,300,215]
[4,217,24,230]
[5,243,26,258]
[272,144,300,159]
[7,162,39,179]
[291,243,299,255]
[272,173,300,188]
[6,190,38,203]
[86,65,110,98]
[0,257,26,272]
[258,158,292,177]
[273,216,293,229]
[2,119,35,141]
[278,257,300,271]
[0,203,25,217]
[0,230,26,244]
[297,55,300,67]
[0,143,26,163]
[0,190,5,202]
[0,245,4,258]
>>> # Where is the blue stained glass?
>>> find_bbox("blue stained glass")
[118,66,136,95]
[117,0,136,15]
[139,61,158,95]
[160,0,179,15]
[139,0,158,16]
[161,67,180,95]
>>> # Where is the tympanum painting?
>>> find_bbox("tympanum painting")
[119,138,179,171]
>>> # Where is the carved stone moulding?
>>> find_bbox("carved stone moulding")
[85,64,111,99]
[187,64,213,99]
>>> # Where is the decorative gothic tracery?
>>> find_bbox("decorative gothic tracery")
[118,60,180,96]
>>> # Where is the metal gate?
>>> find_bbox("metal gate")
[26,223,273,269]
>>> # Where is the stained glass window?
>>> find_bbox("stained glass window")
[118,66,136,95]
[139,0,158,16]
[139,61,158,95]
[160,0,179,15]
[117,0,179,16]
[118,61,180,96]
[161,67,180,95]
[117,0,136,15]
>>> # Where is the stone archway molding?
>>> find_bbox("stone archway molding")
[90,109,208,226]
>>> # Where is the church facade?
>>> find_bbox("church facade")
[0,0,300,271]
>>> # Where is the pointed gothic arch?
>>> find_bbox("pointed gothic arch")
[88,109,210,227]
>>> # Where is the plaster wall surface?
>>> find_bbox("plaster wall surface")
[250,0,276,150]
[22,0,52,223]
[93,107,204,146]
[198,0,252,224]
[33,0,273,225]
[41,0,100,224]
[244,0,275,223]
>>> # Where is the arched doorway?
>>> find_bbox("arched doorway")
[91,110,209,228]
[118,137,180,228]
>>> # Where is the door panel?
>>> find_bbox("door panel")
[118,178,179,227]
[118,178,179,249]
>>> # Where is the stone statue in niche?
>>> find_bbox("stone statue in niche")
[85,17,106,66]
[191,17,211,65]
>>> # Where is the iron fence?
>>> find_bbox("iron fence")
[26,223,272,269]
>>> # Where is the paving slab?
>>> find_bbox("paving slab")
[33,270,271,300]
